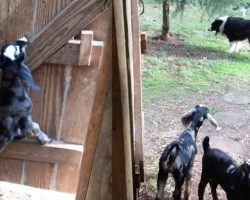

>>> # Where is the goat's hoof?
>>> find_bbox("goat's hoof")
[37,133,52,145]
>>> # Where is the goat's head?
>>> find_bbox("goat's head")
[239,160,250,187]
[0,37,39,91]
[181,105,218,130]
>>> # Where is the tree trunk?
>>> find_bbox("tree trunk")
[161,0,170,40]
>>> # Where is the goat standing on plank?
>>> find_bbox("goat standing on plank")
[0,37,51,151]
[199,136,250,200]
[155,105,220,200]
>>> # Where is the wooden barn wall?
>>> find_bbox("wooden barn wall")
[0,0,74,43]
[0,0,111,195]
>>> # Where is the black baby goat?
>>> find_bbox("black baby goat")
[198,136,250,200]
[156,105,219,200]
[0,37,51,151]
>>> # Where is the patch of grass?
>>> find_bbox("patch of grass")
[209,106,223,114]
[141,3,250,106]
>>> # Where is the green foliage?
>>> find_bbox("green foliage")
[168,0,250,16]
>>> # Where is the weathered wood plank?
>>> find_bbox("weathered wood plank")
[0,158,23,184]
[26,0,111,71]
[78,30,93,66]
[112,30,127,200]
[76,8,112,200]
[56,163,79,193]
[85,89,112,200]
[1,0,35,42]
[46,39,99,66]
[113,0,134,199]
[45,40,80,65]
[132,0,144,184]
[33,0,73,35]
[24,161,54,189]
[1,141,83,165]
[31,64,65,140]
[60,42,104,144]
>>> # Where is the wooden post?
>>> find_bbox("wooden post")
[113,0,134,199]
[75,8,112,200]
[140,32,147,54]
[78,31,93,66]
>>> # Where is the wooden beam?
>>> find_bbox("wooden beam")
[26,0,111,71]
[0,141,83,165]
[113,0,134,199]
[131,0,144,185]
[75,8,112,200]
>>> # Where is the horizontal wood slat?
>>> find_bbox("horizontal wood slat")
[0,141,83,165]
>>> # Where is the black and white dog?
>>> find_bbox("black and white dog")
[209,16,250,53]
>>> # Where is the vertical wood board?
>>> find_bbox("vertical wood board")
[1,0,35,42]
[24,161,54,189]
[85,88,112,200]
[61,43,104,144]
[56,163,79,193]
[31,64,65,139]
[76,8,112,200]
[34,0,73,35]
[0,158,23,184]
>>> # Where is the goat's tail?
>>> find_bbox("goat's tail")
[202,136,210,152]
[161,141,180,168]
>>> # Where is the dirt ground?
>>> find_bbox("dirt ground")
[0,182,75,200]
[139,39,250,200]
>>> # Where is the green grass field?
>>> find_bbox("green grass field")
[140,2,250,105]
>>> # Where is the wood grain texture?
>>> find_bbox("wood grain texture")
[30,64,65,139]
[60,42,104,144]
[0,158,23,184]
[56,163,80,193]
[46,40,81,66]
[24,161,54,189]
[27,0,111,71]
[33,0,73,35]
[85,89,111,200]
[112,28,127,200]
[76,8,112,200]
[113,0,134,199]
[1,141,83,165]
[79,31,93,66]
[1,0,35,42]
[131,0,144,184]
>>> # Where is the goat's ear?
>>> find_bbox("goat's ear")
[206,113,218,128]
[181,108,195,126]
[18,64,40,91]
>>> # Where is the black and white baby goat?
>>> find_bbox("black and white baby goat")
[0,37,51,151]
[155,105,219,200]
[198,136,250,200]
